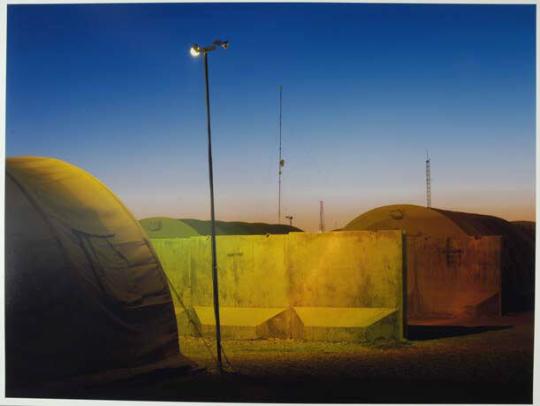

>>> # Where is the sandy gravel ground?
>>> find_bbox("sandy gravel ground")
[71,312,534,403]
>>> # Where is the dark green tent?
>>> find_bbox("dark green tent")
[140,217,302,238]
[6,157,193,396]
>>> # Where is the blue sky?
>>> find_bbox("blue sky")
[6,3,535,231]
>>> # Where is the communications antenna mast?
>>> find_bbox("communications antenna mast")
[426,151,432,208]
[278,86,285,224]
[319,201,325,232]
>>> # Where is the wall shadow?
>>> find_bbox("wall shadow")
[407,324,511,340]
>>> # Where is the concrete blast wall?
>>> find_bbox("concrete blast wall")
[407,236,502,321]
[151,231,404,342]
[286,232,403,309]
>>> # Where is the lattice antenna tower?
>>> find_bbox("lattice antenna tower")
[426,150,432,208]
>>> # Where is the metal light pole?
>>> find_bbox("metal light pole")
[190,40,229,374]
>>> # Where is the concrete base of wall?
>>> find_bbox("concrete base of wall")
[461,292,501,318]
[177,306,294,339]
[409,291,501,324]
[255,307,304,339]
[176,306,399,343]
[294,307,399,342]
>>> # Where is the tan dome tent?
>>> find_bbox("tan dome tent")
[344,204,534,312]
[345,204,467,238]
[5,157,192,396]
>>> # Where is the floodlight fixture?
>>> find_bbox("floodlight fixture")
[190,44,201,57]
[189,40,229,57]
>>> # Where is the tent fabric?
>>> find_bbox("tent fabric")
[140,216,302,239]
[344,204,535,311]
[5,157,190,395]
[434,208,531,239]
[182,218,303,235]
[512,221,535,241]
[140,217,201,239]
[344,204,467,238]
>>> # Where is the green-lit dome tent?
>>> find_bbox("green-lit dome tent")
[5,157,192,396]
[140,216,302,239]
[344,204,535,312]
[140,217,202,238]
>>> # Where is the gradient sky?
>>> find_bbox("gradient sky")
[6,3,535,231]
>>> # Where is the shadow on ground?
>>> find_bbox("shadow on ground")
[57,370,533,404]
[407,324,511,340]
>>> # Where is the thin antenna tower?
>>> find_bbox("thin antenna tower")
[278,86,284,224]
[426,151,432,208]
[319,201,325,232]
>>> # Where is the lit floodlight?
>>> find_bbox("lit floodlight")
[190,45,201,57]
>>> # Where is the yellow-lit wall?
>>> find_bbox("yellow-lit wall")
[287,231,403,309]
[152,232,502,338]
[151,230,404,315]
[187,234,289,307]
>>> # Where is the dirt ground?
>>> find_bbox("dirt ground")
[73,311,535,403]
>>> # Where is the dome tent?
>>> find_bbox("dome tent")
[344,204,534,312]
[181,218,302,235]
[140,216,302,238]
[345,204,466,238]
[5,157,192,396]
[140,217,202,238]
